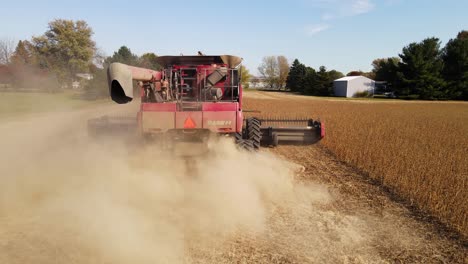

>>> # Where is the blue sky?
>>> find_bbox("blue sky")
[1,0,467,75]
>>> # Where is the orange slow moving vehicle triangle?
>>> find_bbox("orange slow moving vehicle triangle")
[184,116,196,128]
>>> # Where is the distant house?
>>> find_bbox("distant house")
[333,76,375,97]
[247,76,268,89]
[76,73,93,80]
[72,73,94,89]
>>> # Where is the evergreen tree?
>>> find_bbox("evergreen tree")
[398,37,446,99]
[372,58,400,80]
[286,59,307,93]
[442,30,468,100]
[303,67,318,95]
[316,66,330,96]
[105,46,139,66]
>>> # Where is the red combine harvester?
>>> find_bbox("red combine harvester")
[88,55,324,153]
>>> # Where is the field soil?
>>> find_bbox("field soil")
[0,94,466,263]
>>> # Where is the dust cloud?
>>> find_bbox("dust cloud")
[0,107,381,263]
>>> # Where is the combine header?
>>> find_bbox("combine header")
[88,55,324,152]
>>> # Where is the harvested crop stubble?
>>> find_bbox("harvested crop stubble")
[244,95,468,238]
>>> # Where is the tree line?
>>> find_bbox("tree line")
[0,18,255,98]
[0,19,162,95]
[273,31,467,100]
[1,19,466,100]
[0,19,97,90]
[285,60,344,96]
[371,31,467,100]
[255,55,344,96]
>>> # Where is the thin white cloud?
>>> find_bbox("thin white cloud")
[303,0,375,36]
[349,0,375,15]
[305,24,331,36]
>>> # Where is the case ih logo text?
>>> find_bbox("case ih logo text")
[207,120,232,126]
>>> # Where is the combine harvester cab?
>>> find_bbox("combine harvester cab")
[88,54,324,153]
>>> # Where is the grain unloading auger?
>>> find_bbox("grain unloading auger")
[88,55,324,153]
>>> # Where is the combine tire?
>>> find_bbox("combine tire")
[235,132,243,142]
[234,133,254,151]
[236,139,254,151]
[246,118,261,149]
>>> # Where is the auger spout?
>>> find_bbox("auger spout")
[108,62,161,104]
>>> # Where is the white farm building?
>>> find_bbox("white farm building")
[333,76,375,97]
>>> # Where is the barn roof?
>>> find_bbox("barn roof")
[334,76,361,81]
[334,76,374,82]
